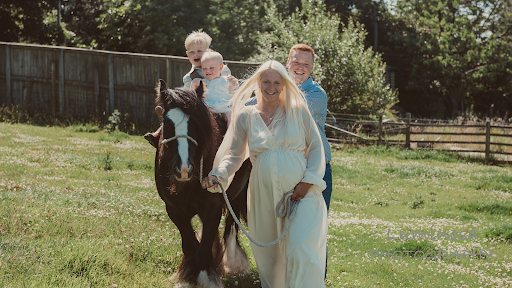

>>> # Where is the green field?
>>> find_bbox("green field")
[1,123,512,287]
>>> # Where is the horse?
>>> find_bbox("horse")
[146,80,252,287]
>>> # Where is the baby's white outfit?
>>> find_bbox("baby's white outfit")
[203,76,232,114]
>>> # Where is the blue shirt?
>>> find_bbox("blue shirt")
[245,77,331,162]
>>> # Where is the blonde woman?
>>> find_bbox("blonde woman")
[202,60,327,288]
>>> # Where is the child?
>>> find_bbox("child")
[183,31,211,89]
[190,51,237,125]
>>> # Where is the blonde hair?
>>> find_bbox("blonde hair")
[231,60,307,119]
[184,31,212,50]
[201,51,223,64]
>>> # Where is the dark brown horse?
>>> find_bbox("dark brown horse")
[146,80,251,287]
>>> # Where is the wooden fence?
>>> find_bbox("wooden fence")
[326,113,512,163]
[0,42,257,128]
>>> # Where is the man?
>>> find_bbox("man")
[286,44,332,212]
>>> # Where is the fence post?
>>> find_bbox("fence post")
[166,58,172,88]
[108,53,115,118]
[5,44,11,108]
[94,70,99,118]
[378,115,383,146]
[59,49,65,114]
[405,113,411,149]
[51,62,56,115]
[485,120,490,164]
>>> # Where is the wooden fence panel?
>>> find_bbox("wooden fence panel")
[0,45,6,106]
[63,49,109,118]
[0,42,258,128]
[9,45,60,113]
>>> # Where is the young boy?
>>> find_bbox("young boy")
[183,31,211,89]
[191,51,237,122]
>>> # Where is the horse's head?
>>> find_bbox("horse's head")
[155,80,218,183]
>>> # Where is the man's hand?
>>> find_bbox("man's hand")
[291,182,312,201]
[227,75,238,94]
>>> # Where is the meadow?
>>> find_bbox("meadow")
[1,122,512,287]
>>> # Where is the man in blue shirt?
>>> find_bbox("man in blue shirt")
[285,44,332,211]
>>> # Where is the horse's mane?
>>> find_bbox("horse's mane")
[155,85,220,172]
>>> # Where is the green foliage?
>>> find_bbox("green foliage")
[410,194,425,209]
[486,224,512,242]
[105,109,135,135]
[103,151,113,171]
[393,240,437,254]
[250,0,398,116]
[386,0,512,118]
[72,123,100,133]
[458,201,512,216]
[0,0,63,44]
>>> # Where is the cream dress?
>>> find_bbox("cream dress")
[209,105,327,288]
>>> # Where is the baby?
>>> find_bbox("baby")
[191,51,238,123]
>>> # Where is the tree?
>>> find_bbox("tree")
[61,0,211,55]
[60,0,301,60]
[250,0,398,116]
[206,0,301,60]
[0,0,62,44]
[387,0,512,118]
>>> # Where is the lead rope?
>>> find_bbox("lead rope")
[213,180,300,247]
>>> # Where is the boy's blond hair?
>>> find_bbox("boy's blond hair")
[201,51,223,64]
[185,31,212,50]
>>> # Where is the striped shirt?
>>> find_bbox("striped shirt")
[183,67,203,89]
[245,77,331,162]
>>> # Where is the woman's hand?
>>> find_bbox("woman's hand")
[202,175,219,190]
[291,182,312,201]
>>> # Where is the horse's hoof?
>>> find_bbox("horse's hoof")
[173,282,194,288]
[197,270,224,288]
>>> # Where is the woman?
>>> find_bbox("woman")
[202,60,327,288]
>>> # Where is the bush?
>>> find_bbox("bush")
[250,0,398,116]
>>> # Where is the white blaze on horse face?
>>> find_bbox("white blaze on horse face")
[166,108,191,179]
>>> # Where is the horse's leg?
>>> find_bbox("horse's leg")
[165,205,200,285]
[187,193,224,288]
[166,205,199,258]
[195,194,224,271]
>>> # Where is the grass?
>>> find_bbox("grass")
[1,123,512,287]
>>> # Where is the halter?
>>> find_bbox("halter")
[161,134,203,184]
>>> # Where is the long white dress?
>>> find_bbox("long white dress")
[209,105,327,288]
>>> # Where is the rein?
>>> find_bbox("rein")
[162,134,203,183]
[214,180,300,248]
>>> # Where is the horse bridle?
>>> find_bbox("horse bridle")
[161,134,203,183]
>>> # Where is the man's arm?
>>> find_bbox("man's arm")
[304,87,328,130]
[245,96,258,106]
